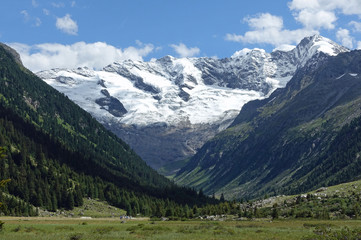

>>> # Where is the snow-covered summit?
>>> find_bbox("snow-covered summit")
[291,34,348,66]
[37,35,347,127]
[37,35,349,170]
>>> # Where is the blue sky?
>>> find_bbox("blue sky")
[1,0,361,72]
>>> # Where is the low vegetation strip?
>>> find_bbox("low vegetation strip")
[1,218,361,240]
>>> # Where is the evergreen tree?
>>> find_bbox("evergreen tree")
[220,193,225,202]
[50,192,58,212]
[66,191,75,210]
[272,203,279,219]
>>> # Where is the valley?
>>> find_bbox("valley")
[4,1,361,238]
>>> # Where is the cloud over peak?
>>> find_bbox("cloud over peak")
[226,0,361,49]
[170,43,200,58]
[225,13,316,46]
[9,41,155,72]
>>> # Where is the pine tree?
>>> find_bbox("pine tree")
[66,191,75,210]
[220,193,225,202]
[272,203,279,219]
[74,185,83,207]
[165,206,174,217]
[50,191,58,212]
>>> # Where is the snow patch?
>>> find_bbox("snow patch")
[231,48,252,58]
[336,73,346,80]
[266,76,292,92]
[273,44,296,52]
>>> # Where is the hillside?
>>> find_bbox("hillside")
[175,49,361,200]
[242,178,361,220]
[0,44,214,216]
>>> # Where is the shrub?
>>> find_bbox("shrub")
[0,221,4,232]
[69,234,83,240]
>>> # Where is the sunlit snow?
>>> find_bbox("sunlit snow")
[38,35,348,128]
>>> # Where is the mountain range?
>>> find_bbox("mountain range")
[175,46,361,199]
[1,32,361,208]
[37,35,348,173]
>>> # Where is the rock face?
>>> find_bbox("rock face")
[37,35,348,172]
[95,89,128,117]
[0,43,23,66]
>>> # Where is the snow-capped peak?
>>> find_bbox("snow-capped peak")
[38,35,348,127]
[292,35,349,66]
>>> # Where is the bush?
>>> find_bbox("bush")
[69,234,83,240]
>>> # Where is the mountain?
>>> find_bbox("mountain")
[175,48,361,200]
[0,44,215,216]
[37,35,347,173]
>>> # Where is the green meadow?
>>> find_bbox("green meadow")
[1,217,361,240]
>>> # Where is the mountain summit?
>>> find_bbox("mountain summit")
[37,35,348,171]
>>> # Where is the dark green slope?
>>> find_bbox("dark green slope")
[176,50,361,200]
[0,44,165,189]
[0,44,214,215]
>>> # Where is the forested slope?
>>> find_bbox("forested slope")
[0,44,215,216]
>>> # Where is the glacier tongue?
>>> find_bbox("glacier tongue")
[37,35,349,171]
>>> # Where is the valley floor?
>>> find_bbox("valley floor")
[1,217,361,240]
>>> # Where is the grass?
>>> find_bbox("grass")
[1,217,361,240]
[39,198,127,218]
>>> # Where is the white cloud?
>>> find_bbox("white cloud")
[357,41,361,49]
[273,44,296,52]
[288,0,361,15]
[350,21,361,32]
[225,13,317,46]
[71,1,76,7]
[34,17,42,27]
[21,9,41,27]
[295,9,336,29]
[226,1,361,49]
[32,0,39,7]
[288,0,361,30]
[56,14,78,35]
[336,28,353,48]
[8,42,154,72]
[20,10,30,22]
[231,48,252,58]
[43,9,50,16]
[170,43,200,58]
[288,0,320,10]
[246,13,283,30]
[52,2,65,8]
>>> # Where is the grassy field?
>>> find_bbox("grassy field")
[1,217,361,240]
